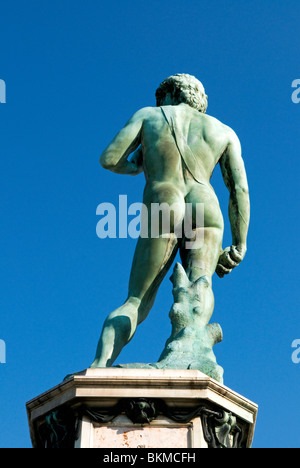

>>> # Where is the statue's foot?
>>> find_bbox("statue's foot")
[63,370,86,382]
[63,372,76,382]
[90,360,106,368]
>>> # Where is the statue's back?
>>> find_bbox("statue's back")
[142,103,230,185]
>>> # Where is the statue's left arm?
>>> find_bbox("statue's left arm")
[217,130,250,278]
[100,108,147,175]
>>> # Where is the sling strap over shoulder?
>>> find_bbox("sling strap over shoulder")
[160,106,206,185]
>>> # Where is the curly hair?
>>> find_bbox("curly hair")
[155,73,208,113]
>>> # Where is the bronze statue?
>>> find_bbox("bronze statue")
[91,74,250,382]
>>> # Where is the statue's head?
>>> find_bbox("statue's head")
[155,73,208,113]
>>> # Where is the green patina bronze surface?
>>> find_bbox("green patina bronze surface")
[90,74,250,383]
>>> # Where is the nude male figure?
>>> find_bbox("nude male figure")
[91,74,250,368]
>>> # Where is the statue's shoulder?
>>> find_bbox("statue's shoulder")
[203,113,239,142]
[130,106,159,122]
[202,112,228,129]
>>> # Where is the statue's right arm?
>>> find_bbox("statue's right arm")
[100,108,148,175]
[217,129,250,277]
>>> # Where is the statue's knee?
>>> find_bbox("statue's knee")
[198,275,211,286]
[126,296,141,307]
[105,301,139,329]
[104,314,136,342]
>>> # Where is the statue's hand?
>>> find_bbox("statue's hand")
[216,245,246,278]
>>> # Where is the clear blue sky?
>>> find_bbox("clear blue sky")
[0,0,299,448]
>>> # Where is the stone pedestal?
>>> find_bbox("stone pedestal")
[26,369,257,449]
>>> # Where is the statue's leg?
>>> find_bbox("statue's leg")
[128,234,179,323]
[91,184,185,368]
[178,185,224,323]
[91,234,179,368]
[178,226,223,326]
